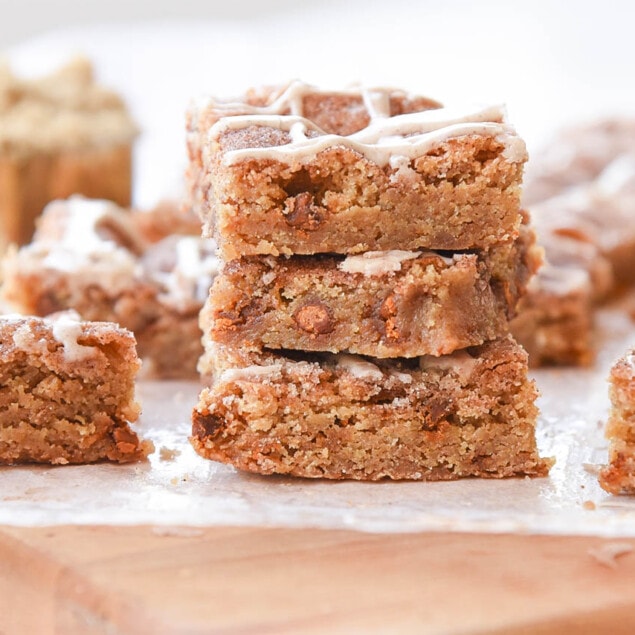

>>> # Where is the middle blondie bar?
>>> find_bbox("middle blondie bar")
[204,220,540,359]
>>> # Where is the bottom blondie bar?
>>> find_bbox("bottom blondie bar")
[600,351,635,494]
[192,336,551,480]
[0,313,152,464]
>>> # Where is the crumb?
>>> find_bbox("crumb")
[583,463,602,475]
[170,476,179,486]
[583,500,596,510]
[159,446,181,461]
[588,542,633,568]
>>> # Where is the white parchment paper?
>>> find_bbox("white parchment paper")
[1,303,634,536]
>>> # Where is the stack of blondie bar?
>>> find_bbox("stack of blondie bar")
[187,82,552,480]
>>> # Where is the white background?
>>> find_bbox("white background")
[0,0,309,47]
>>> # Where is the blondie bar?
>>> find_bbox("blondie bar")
[510,230,613,367]
[527,173,635,288]
[188,82,528,258]
[204,222,540,358]
[1,197,219,378]
[600,351,635,494]
[0,57,137,249]
[0,312,151,464]
[523,119,635,205]
[192,336,551,480]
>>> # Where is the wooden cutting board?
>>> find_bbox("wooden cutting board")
[1,526,635,634]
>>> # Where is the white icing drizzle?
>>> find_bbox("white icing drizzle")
[361,88,391,120]
[211,101,522,168]
[388,154,419,183]
[335,354,384,380]
[594,153,635,196]
[61,196,114,253]
[51,315,96,362]
[153,236,220,308]
[499,133,528,163]
[197,80,404,119]
[11,323,48,354]
[339,250,421,276]
[219,364,283,383]
[338,249,454,276]
[419,350,478,381]
[36,196,140,293]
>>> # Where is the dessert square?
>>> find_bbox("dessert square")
[204,221,540,359]
[510,264,595,367]
[523,119,635,205]
[1,197,219,378]
[0,312,151,464]
[510,231,612,367]
[527,169,635,288]
[192,336,552,481]
[0,57,137,250]
[188,81,528,258]
[600,351,635,494]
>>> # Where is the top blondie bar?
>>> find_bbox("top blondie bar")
[187,81,528,258]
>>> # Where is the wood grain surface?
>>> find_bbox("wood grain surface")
[1,526,635,634]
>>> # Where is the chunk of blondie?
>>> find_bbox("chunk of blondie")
[600,351,635,494]
[0,312,152,464]
[510,230,612,367]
